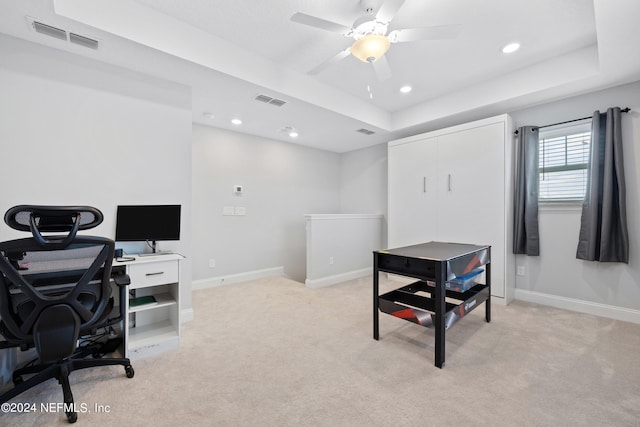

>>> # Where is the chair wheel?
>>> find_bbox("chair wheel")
[125,365,135,378]
[13,376,23,385]
[66,411,78,423]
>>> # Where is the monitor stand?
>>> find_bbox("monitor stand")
[138,240,158,257]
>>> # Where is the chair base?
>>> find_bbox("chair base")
[1,353,134,423]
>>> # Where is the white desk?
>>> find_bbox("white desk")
[113,253,183,359]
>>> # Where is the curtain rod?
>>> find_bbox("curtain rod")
[514,107,630,135]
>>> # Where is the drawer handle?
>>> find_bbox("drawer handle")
[146,272,164,276]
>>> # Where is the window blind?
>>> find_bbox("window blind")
[538,122,591,202]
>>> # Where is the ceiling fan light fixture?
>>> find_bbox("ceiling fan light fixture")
[351,18,388,39]
[350,34,390,63]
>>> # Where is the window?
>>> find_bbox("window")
[538,121,591,202]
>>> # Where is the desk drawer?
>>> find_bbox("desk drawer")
[377,254,435,279]
[128,261,179,289]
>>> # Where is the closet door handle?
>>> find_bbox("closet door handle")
[423,177,427,193]
[448,174,452,192]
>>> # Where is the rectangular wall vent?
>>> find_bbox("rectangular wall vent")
[356,128,376,135]
[70,33,99,50]
[254,94,287,107]
[33,21,67,40]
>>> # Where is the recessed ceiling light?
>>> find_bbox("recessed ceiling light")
[231,118,242,125]
[400,85,412,93]
[202,112,215,119]
[502,42,520,54]
[289,131,299,138]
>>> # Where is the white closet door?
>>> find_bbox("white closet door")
[436,122,506,296]
[388,115,513,301]
[388,138,438,248]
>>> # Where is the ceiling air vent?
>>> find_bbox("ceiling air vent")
[70,33,99,50]
[254,94,287,107]
[32,21,67,41]
[255,94,273,103]
[268,98,286,107]
[28,18,100,50]
[356,128,376,135]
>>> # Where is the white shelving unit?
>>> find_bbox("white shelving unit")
[113,253,183,359]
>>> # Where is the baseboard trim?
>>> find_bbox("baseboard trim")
[305,268,370,289]
[192,266,285,290]
[514,288,640,324]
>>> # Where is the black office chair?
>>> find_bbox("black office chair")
[0,205,134,423]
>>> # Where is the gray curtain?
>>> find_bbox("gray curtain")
[513,126,540,256]
[576,107,629,263]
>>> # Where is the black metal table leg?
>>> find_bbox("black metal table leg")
[485,261,491,323]
[434,262,446,368]
[373,252,379,340]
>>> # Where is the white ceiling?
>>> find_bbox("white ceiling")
[1,0,640,152]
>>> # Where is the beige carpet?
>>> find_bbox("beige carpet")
[2,275,640,426]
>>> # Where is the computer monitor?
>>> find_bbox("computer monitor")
[115,205,181,253]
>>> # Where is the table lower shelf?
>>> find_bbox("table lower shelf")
[378,281,489,330]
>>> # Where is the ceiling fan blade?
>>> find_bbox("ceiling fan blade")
[291,12,351,34]
[372,55,393,81]
[388,25,462,43]
[309,48,351,75]
[375,0,407,23]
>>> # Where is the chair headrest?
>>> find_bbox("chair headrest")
[4,206,103,248]
[4,206,103,233]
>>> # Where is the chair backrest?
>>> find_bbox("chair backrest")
[0,206,115,355]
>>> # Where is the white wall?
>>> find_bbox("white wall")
[305,214,383,288]
[340,143,388,214]
[339,143,388,246]
[191,125,340,283]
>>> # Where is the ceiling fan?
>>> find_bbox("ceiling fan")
[291,0,460,81]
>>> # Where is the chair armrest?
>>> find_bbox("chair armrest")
[112,273,131,287]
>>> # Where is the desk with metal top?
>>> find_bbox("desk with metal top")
[373,241,491,368]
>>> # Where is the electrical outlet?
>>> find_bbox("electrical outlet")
[209,258,216,268]
[517,266,525,276]
[329,256,334,265]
